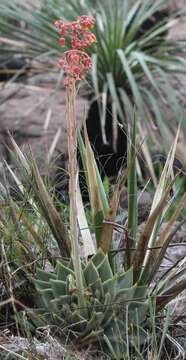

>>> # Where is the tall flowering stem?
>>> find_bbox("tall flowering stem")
[54,16,96,309]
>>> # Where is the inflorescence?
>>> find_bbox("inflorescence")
[54,16,96,86]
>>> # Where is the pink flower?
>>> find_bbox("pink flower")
[54,16,96,86]
[78,15,95,29]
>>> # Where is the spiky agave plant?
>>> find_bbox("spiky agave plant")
[31,119,186,357]
[34,248,148,350]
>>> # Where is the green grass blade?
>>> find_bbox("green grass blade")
[127,110,137,262]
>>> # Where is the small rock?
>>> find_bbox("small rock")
[0,82,88,181]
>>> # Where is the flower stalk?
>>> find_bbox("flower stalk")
[54,16,96,310]
[66,80,85,309]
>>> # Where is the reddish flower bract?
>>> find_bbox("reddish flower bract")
[54,15,96,85]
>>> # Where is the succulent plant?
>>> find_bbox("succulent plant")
[34,248,148,352]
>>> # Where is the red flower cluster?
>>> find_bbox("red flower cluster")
[58,50,92,84]
[54,15,96,49]
[54,16,96,86]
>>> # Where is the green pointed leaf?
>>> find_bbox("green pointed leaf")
[92,297,102,312]
[84,311,104,334]
[77,329,104,345]
[103,276,117,299]
[132,51,160,94]
[84,260,100,286]
[97,254,113,282]
[133,286,147,301]
[94,209,105,247]
[127,110,137,259]
[117,268,133,290]
[65,309,88,331]
[117,49,144,111]
[101,292,114,325]
[34,279,51,291]
[36,268,56,282]
[50,279,67,297]
[90,278,104,300]
[56,260,74,281]
[103,334,118,359]
[50,295,72,309]
[91,248,105,267]
[78,131,109,216]
[107,72,123,119]
[40,289,54,308]
[115,286,136,302]
[129,301,149,324]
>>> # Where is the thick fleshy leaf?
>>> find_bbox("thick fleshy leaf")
[117,268,133,290]
[34,279,51,291]
[91,248,105,267]
[39,289,54,308]
[50,279,67,297]
[103,276,117,299]
[36,269,56,282]
[115,286,136,302]
[97,254,113,282]
[84,260,100,286]
[89,278,104,300]
[83,311,104,334]
[56,260,74,281]
[133,286,147,301]
[50,295,72,308]
[129,301,149,324]
[101,292,114,325]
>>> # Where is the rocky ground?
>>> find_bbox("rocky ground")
[0,76,87,179]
